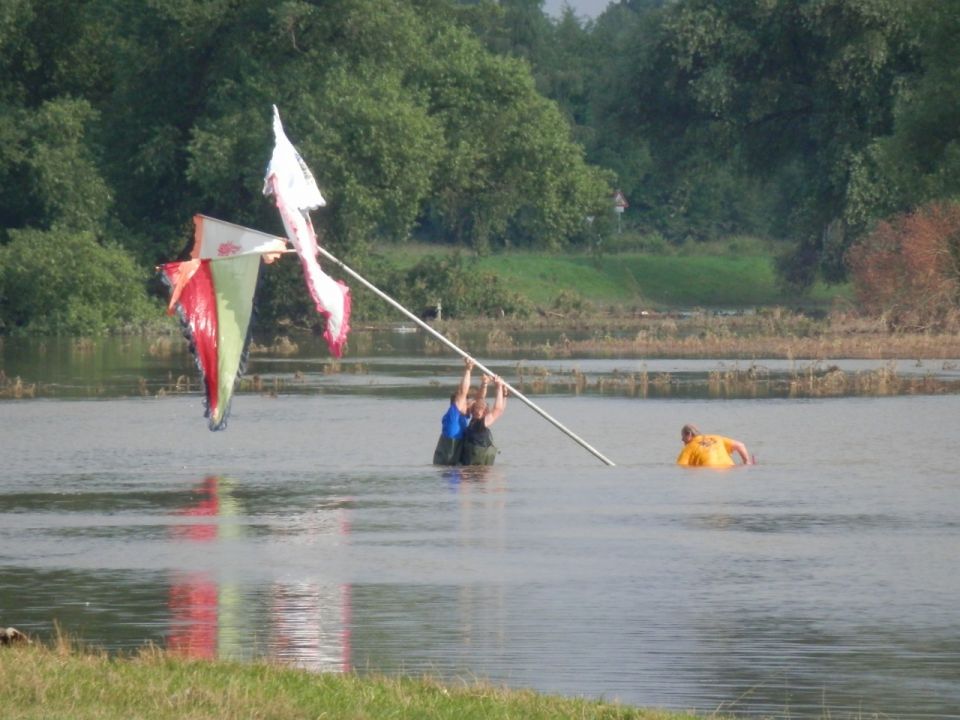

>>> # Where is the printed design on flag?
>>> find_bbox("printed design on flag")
[191,214,287,262]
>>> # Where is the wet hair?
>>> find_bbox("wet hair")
[454,385,486,404]
[681,424,700,438]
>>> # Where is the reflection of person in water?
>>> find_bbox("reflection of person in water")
[676,423,753,467]
[443,464,495,488]
[460,375,507,466]
[433,357,477,466]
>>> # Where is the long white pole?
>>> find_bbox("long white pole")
[315,246,616,467]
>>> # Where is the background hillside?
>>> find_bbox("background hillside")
[371,239,849,321]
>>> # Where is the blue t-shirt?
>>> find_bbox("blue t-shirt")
[440,402,469,439]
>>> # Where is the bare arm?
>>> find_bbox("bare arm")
[477,374,491,402]
[453,358,474,412]
[729,439,752,465]
[484,377,507,426]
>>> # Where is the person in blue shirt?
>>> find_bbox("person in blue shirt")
[433,358,489,465]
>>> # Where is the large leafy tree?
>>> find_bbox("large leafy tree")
[841,4,960,325]
[86,0,611,260]
[846,0,960,227]
[611,0,916,286]
[415,23,612,251]
[0,1,155,333]
[0,0,615,331]
[0,2,113,237]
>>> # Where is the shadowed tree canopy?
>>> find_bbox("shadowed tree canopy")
[52,0,609,259]
[845,0,960,228]
[0,0,612,331]
[603,0,917,287]
[2,0,960,332]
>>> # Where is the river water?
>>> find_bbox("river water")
[1,333,958,718]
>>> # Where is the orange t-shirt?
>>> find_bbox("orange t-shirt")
[676,435,737,467]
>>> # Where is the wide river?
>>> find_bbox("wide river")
[1,332,958,718]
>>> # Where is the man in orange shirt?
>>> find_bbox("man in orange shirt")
[677,424,753,467]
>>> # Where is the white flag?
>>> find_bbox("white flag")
[263,105,350,357]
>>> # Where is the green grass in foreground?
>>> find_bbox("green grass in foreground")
[0,642,706,720]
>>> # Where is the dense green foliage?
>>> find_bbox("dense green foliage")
[0,228,155,334]
[1,0,958,334]
[570,2,916,279]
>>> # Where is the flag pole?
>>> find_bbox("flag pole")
[313,246,616,467]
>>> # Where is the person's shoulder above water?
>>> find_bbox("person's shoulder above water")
[676,423,753,467]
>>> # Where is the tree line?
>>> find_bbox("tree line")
[494,0,960,326]
[1,0,957,333]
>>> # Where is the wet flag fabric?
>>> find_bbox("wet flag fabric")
[160,254,262,431]
[190,214,287,262]
[263,105,351,358]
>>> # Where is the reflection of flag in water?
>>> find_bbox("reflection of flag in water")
[160,254,261,431]
[269,582,352,673]
[263,105,350,358]
[168,477,244,659]
[269,502,353,672]
[168,476,221,658]
[168,573,218,658]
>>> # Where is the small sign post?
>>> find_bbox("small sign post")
[612,190,629,233]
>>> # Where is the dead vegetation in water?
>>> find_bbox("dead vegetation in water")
[429,309,960,360]
[249,335,299,355]
[0,371,36,398]
[5,310,960,400]
[514,360,960,399]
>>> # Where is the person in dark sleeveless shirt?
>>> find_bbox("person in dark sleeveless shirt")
[432,357,481,465]
[461,375,508,465]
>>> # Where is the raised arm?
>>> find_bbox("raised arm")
[484,376,507,426]
[453,358,474,412]
[477,374,491,402]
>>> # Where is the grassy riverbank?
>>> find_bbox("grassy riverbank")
[475,252,844,310]
[381,241,849,311]
[371,244,960,361]
[0,641,706,720]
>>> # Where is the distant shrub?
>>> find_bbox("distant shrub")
[600,230,671,255]
[0,228,155,334]
[846,202,960,330]
[385,253,532,320]
[725,235,773,256]
[552,289,588,315]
